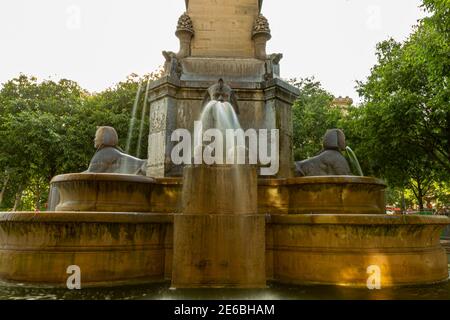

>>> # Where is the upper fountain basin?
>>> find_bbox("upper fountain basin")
[50,173,386,215]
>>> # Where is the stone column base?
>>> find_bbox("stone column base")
[172,214,266,288]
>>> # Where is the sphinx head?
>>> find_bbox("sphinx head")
[94,126,119,150]
[323,129,346,152]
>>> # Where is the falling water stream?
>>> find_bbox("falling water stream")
[136,79,151,159]
[195,100,242,163]
[346,146,364,176]
[125,82,143,155]
[199,100,241,131]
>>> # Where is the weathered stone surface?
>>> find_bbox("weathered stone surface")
[270,214,450,287]
[49,175,386,216]
[176,12,194,34]
[51,173,155,212]
[252,14,271,60]
[182,165,258,215]
[187,0,260,58]
[172,165,266,288]
[287,176,386,215]
[146,78,299,178]
[1,210,448,287]
[180,57,266,82]
[147,92,178,177]
[149,0,298,178]
[50,174,183,214]
[175,12,195,59]
[0,212,172,287]
[172,214,266,288]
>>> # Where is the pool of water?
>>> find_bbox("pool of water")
[1,268,449,300]
[1,253,448,301]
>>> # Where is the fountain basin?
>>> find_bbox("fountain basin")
[268,214,450,287]
[50,175,386,216]
[259,176,386,215]
[51,174,156,212]
[286,176,386,215]
[0,212,172,287]
[22,173,446,288]
[0,211,448,287]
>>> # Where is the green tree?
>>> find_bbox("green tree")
[0,75,88,210]
[0,72,160,211]
[290,78,344,161]
[354,1,450,209]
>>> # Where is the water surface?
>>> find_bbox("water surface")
[1,271,449,300]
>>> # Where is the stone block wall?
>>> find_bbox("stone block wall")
[146,77,298,178]
[188,0,259,58]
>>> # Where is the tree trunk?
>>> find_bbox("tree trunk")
[401,188,406,214]
[447,111,450,167]
[410,175,427,212]
[0,173,10,206]
[12,186,23,212]
[35,183,41,211]
[417,183,424,212]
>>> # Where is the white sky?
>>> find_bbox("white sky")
[0,0,426,101]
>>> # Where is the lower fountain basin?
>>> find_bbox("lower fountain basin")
[268,214,450,287]
[0,211,448,287]
[0,212,172,287]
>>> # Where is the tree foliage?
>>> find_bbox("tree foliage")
[353,0,450,210]
[290,1,449,210]
[0,73,157,211]
[291,78,343,161]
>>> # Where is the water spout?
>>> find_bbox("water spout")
[200,100,241,131]
[194,100,242,163]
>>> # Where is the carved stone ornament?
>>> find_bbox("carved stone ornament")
[252,14,271,60]
[265,53,283,80]
[175,12,194,59]
[252,14,271,38]
[176,12,194,35]
[162,51,182,79]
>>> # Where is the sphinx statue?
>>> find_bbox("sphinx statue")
[86,126,147,175]
[295,129,352,176]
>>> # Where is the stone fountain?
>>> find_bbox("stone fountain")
[0,0,448,289]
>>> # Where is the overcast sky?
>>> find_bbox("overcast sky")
[0,0,426,101]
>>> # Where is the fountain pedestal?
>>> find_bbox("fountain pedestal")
[172,165,266,288]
